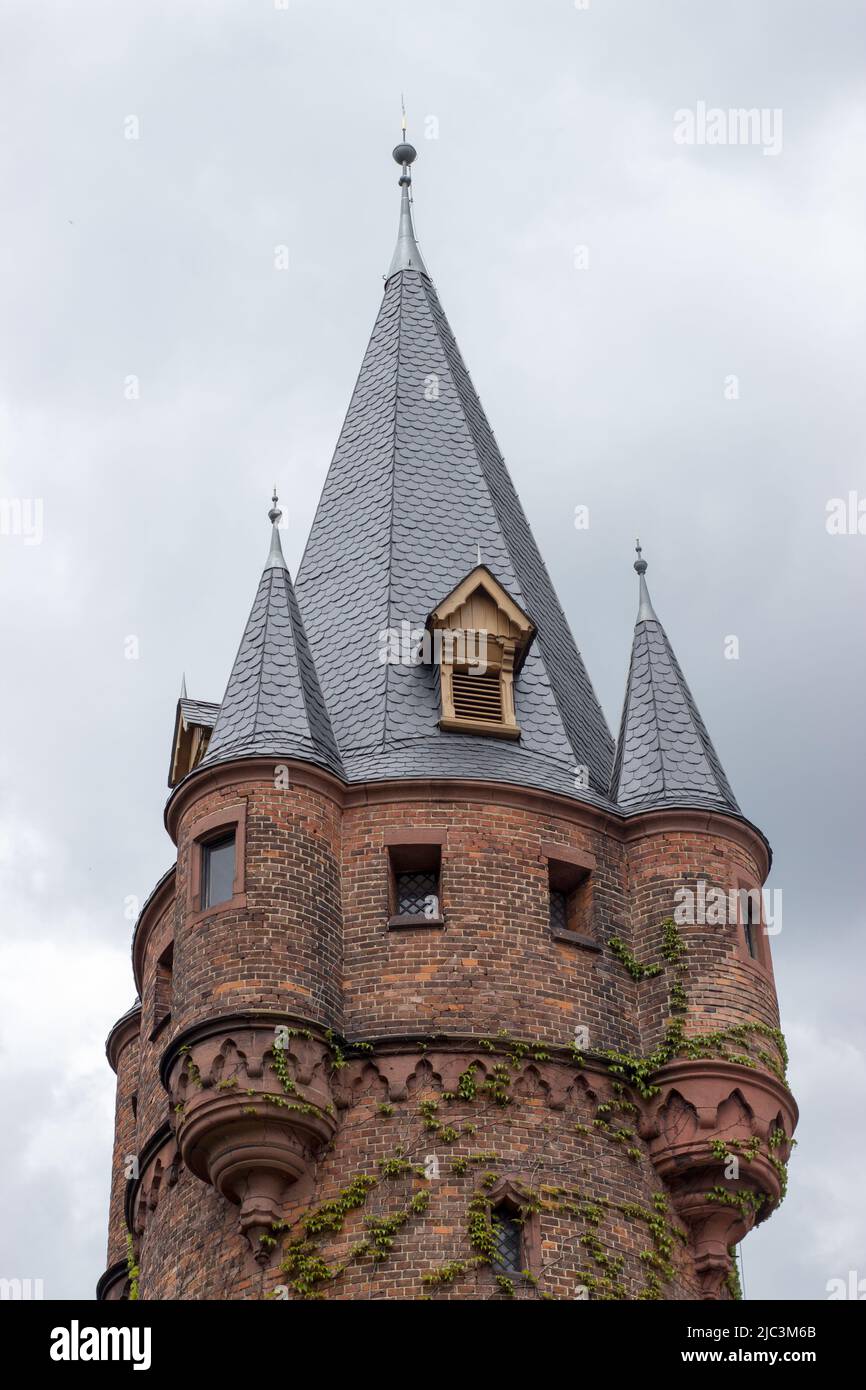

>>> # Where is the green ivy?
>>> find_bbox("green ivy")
[125,1233,139,1301]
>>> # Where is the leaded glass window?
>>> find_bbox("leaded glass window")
[395,870,439,918]
[491,1207,522,1274]
[549,888,568,933]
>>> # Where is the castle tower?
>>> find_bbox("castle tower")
[99,142,796,1303]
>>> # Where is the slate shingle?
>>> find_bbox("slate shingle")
[201,530,343,778]
[610,606,740,816]
[293,266,616,805]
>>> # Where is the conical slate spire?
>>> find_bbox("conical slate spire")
[201,498,343,777]
[610,546,740,815]
[294,145,614,803]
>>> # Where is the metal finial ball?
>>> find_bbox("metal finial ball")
[393,142,417,166]
[634,538,647,575]
[268,488,282,526]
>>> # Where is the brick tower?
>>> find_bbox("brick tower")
[99,142,796,1303]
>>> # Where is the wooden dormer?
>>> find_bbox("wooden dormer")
[168,698,220,787]
[427,566,535,740]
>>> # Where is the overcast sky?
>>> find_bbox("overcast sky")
[1,0,864,1301]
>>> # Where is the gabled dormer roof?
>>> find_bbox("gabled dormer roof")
[427,564,536,663]
[168,696,220,786]
[610,548,740,816]
[200,502,343,779]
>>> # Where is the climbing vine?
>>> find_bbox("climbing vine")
[125,1233,140,1301]
[249,915,791,1301]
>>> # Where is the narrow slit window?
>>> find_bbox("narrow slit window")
[743,890,759,960]
[491,1206,523,1274]
[151,943,174,1037]
[201,833,236,910]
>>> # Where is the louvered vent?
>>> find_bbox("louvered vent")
[451,668,503,723]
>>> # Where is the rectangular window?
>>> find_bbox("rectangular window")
[491,1207,523,1274]
[201,833,236,910]
[547,854,593,941]
[151,942,174,1039]
[387,841,443,928]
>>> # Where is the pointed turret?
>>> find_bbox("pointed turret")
[201,495,343,777]
[610,544,740,815]
[295,142,614,802]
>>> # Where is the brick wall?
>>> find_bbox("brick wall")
[105,1020,139,1268]
[103,768,787,1301]
[626,826,779,1055]
[172,776,343,1035]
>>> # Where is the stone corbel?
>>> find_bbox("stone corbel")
[639,1058,797,1299]
[162,1020,337,1259]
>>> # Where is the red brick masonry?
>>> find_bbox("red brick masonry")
[100,760,796,1302]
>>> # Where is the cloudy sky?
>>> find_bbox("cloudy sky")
[1,0,863,1300]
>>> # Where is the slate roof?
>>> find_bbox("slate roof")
[193,172,746,828]
[292,250,615,805]
[200,526,344,778]
[178,697,219,730]
[610,572,740,815]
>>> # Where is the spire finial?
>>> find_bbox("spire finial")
[265,488,288,570]
[633,538,657,622]
[180,671,187,699]
[388,104,429,279]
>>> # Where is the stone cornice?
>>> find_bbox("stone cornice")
[105,1004,142,1074]
[95,1259,128,1302]
[621,808,772,880]
[131,866,176,997]
[158,1011,614,1094]
[164,758,345,842]
[163,761,771,875]
[124,1120,174,1234]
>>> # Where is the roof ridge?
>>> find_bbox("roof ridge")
[382,272,406,750]
[641,618,668,799]
[417,274,614,789]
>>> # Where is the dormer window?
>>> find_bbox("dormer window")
[169,697,220,787]
[427,566,535,740]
